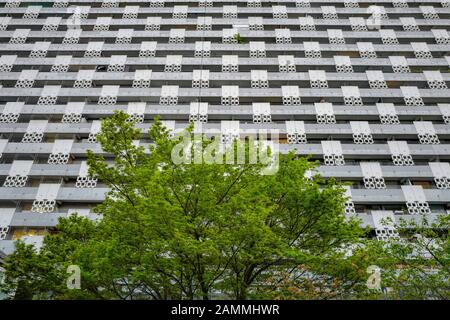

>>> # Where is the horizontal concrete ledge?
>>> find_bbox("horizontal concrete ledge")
[2,71,450,82]
[2,57,448,69]
[2,7,450,17]
[0,0,444,5]
[3,142,450,159]
[1,103,448,118]
[0,164,443,180]
[1,122,450,136]
[1,87,450,100]
[1,142,450,158]
[0,187,449,203]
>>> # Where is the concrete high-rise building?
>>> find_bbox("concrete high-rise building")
[0,0,449,255]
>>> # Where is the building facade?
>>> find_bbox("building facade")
[0,0,449,254]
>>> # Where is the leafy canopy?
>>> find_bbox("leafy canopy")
[2,112,370,299]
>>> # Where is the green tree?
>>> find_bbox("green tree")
[1,112,365,300]
[252,243,382,300]
[372,215,449,300]
[257,216,450,300]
